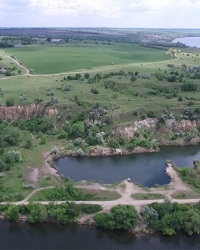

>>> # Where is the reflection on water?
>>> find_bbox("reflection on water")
[1,221,200,249]
[55,145,200,187]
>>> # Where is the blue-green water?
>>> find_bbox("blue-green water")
[56,145,200,187]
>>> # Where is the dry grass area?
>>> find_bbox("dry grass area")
[171,191,200,199]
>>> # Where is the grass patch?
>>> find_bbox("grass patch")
[30,187,121,201]
[131,193,165,200]
[6,44,168,74]
[171,191,200,199]
[80,188,121,201]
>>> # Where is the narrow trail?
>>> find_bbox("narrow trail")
[8,56,30,75]
[22,186,55,202]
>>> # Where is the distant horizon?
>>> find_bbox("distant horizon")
[0,27,200,30]
[0,0,199,29]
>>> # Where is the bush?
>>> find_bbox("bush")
[94,205,138,231]
[76,148,85,157]
[107,138,120,149]
[6,204,19,221]
[130,75,137,82]
[181,83,197,92]
[91,88,99,94]
[178,96,183,101]
[58,130,67,139]
[147,111,156,118]
[5,97,15,107]
[181,166,191,177]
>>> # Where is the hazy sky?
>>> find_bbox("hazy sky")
[0,0,199,28]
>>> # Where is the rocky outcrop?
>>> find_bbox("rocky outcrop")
[67,146,158,157]
[112,118,157,138]
[0,104,58,121]
[164,119,199,132]
[112,118,200,138]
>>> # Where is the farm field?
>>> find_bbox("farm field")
[0,46,200,114]
[6,43,169,74]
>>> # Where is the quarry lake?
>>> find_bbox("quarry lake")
[172,37,200,48]
[55,145,200,187]
[1,220,200,250]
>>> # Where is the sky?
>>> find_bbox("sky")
[0,0,200,28]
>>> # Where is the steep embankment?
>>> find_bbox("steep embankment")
[0,104,58,121]
[112,118,200,145]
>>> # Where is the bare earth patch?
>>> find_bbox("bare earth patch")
[27,167,38,183]
[40,152,57,178]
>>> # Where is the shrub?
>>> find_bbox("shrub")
[76,148,85,157]
[91,88,99,94]
[5,97,15,107]
[181,83,197,92]
[107,138,120,149]
[58,130,67,139]
[181,166,191,177]
[94,205,138,231]
[178,96,183,101]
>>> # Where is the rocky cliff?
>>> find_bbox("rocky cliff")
[111,118,200,138]
[0,104,58,121]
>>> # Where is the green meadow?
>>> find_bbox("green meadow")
[6,43,168,74]
[0,47,200,114]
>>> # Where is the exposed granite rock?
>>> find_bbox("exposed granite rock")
[112,118,200,138]
[0,104,58,121]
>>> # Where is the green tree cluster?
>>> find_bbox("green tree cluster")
[141,200,200,236]
[1,202,102,224]
[94,205,138,231]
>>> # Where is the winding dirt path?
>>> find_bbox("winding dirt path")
[8,56,30,75]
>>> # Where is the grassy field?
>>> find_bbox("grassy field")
[0,49,200,115]
[5,43,169,74]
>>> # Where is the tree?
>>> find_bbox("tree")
[68,122,85,137]
[111,205,138,231]
[94,205,138,231]
[5,97,15,107]
[181,166,191,176]
[4,127,21,146]
[27,204,47,223]
[183,210,200,235]
[181,83,197,92]
[107,138,119,149]
[6,204,19,221]
[84,73,90,79]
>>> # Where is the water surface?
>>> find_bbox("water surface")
[56,145,200,187]
[172,37,200,48]
[0,221,200,249]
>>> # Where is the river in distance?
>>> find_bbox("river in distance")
[1,220,200,250]
[56,145,200,187]
[172,37,200,48]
